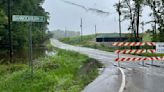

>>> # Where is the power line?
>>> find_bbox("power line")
[61,0,110,15]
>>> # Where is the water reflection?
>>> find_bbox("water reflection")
[0,47,55,64]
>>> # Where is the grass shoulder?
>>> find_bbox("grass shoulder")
[0,48,102,92]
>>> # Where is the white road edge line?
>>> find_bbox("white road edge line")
[118,67,126,92]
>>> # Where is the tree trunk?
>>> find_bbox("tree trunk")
[136,5,140,42]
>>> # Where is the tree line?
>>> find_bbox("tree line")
[0,0,49,57]
[115,0,164,42]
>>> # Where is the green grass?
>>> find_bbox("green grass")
[60,34,95,45]
[138,53,164,57]
[142,33,152,42]
[0,49,102,92]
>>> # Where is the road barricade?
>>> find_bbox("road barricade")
[112,42,163,66]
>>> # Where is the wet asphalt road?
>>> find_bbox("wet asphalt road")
[51,39,164,92]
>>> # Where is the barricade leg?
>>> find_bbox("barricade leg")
[142,61,145,66]
[118,54,120,67]
[118,61,120,67]
[151,60,154,65]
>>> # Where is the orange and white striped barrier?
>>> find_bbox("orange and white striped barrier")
[112,42,146,46]
[115,57,147,62]
[112,42,156,46]
[147,49,156,53]
[148,57,164,61]
[147,42,156,46]
[114,49,146,54]
[113,42,159,66]
[114,49,156,54]
[115,57,164,62]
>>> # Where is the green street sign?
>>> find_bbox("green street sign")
[12,15,46,22]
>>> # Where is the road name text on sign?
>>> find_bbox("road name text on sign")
[156,43,164,53]
[12,15,45,22]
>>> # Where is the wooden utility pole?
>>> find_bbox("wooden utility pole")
[95,24,97,38]
[80,18,83,41]
[65,27,67,38]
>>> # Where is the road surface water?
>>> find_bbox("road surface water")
[51,39,164,92]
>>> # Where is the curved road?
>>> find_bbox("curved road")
[51,39,164,92]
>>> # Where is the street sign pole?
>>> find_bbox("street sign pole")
[8,0,13,63]
[29,22,33,76]
[12,15,46,77]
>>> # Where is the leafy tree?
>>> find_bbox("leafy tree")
[0,9,8,49]
[116,0,144,42]
[114,0,123,40]
[146,0,164,41]
[0,0,49,62]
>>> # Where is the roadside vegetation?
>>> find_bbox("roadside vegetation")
[60,34,164,57]
[60,34,115,52]
[0,48,102,92]
[0,0,49,63]
[137,53,164,57]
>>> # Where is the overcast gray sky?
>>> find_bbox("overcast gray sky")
[42,0,152,35]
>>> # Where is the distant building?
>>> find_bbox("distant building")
[96,33,128,42]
